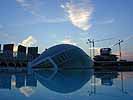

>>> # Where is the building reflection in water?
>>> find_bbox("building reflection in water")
[95,71,119,86]
[0,73,37,90]
[16,74,26,88]
[35,68,93,93]
[26,74,37,87]
[0,74,11,89]
[0,67,129,96]
[0,67,93,94]
[0,70,92,94]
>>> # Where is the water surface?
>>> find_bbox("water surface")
[0,68,132,100]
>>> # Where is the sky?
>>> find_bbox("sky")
[0,0,133,60]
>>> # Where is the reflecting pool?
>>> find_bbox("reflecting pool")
[0,68,133,100]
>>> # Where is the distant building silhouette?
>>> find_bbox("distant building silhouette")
[3,44,14,60]
[94,48,118,61]
[17,45,26,61]
[27,47,38,61]
[0,44,39,64]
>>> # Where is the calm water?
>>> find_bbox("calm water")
[0,68,133,100]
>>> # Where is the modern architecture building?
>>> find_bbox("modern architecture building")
[17,45,26,61]
[94,48,118,61]
[27,47,38,61]
[3,44,14,60]
[28,44,93,77]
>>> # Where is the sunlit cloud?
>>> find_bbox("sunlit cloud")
[61,38,77,45]
[61,0,93,31]
[20,35,37,47]
[12,35,37,52]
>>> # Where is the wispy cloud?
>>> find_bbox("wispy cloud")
[16,0,42,17]
[0,24,3,29]
[61,0,93,31]
[100,18,115,24]
[124,34,133,41]
[114,51,133,61]
[0,32,17,41]
[16,0,67,23]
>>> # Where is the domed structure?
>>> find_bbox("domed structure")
[29,44,93,70]
[28,44,93,92]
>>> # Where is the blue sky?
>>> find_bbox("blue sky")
[0,0,133,60]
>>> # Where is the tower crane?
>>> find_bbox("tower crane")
[112,40,124,60]
[87,37,114,58]
[111,34,133,60]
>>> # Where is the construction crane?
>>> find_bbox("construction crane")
[111,35,133,60]
[86,39,94,58]
[111,34,133,60]
[87,37,115,94]
[112,40,124,60]
[87,37,114,58]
